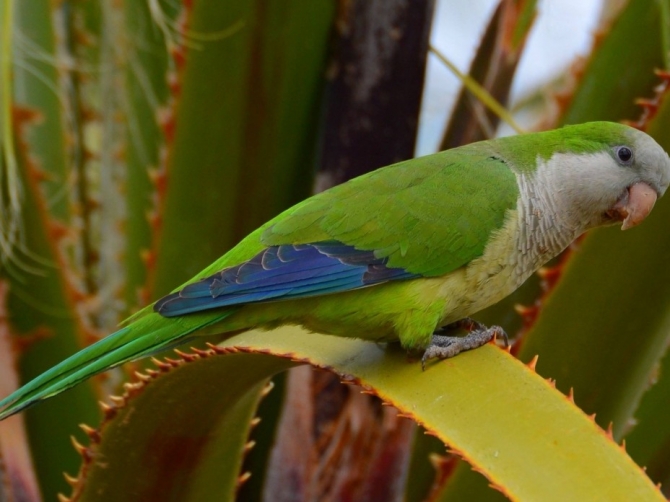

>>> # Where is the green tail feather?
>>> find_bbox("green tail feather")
[0,311,232,420]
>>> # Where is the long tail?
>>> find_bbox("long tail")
[0,311,232,420]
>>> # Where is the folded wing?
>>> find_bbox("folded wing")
[154,241,420,317]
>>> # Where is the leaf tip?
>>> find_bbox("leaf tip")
[237,471,251,488]
[98,400,117,420]
[109,395,125,406]
[79,423,100,443]
[70,435,90,461]
[63,472,79,487]
[174,348,197,362]
[261,380,275,397]
[134,370,152,382]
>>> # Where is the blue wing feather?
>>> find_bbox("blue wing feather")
[154,241,420,317]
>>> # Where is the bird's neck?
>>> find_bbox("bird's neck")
[514,168,585,274]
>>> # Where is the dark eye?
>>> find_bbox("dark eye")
[617,146,633,163]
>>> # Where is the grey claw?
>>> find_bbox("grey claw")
[421,322,508,370]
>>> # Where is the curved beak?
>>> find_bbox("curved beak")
[607,182,658,230]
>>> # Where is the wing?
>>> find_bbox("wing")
[155,241,420,316]
[154,144,519,317]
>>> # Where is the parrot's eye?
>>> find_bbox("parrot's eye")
[616,146,633,164]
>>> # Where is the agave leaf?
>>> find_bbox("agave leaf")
[71,353,290,502]
[3,1,101,497]
[150,0,334,298]
[560,0,668,125]
[69,328,661,502]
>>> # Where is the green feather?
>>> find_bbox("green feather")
[262,148,519,276]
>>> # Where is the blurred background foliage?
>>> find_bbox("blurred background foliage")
[1,0,670,500]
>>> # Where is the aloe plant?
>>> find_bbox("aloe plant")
[2,1,670,501]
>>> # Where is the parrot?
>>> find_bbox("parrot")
[0,121,668,420]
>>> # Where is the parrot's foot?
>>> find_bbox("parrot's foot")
[421,320,508,370]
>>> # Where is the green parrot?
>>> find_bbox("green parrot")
[0,121,668,420]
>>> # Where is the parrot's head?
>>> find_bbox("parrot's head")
[541,122,670,232]
[599,124,670,230]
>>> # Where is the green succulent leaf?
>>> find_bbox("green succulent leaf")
[72,329,661,502]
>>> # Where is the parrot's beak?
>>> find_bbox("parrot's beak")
[606,182,658,230]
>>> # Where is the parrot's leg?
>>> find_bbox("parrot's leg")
[421,319,508,369]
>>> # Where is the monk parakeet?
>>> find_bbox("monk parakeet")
[0,121,668,420]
